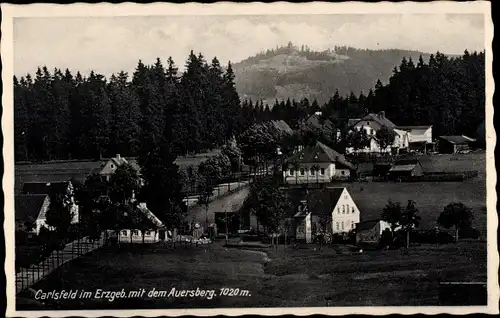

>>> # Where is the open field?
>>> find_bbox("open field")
[18,240,486,309]
[339,152,487,233]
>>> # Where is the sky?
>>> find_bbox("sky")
[13,14,485,77]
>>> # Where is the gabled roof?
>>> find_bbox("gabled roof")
[360,113,396,128]
[270,120,293,135]
[22,181,70,196]
[285,187,346,217]
[347,118,361,127]
[439,135,474,145]
[15,194,48,226]
[286,141,355,170]
[302,114,335,132]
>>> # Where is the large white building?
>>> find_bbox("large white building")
[283,141,355,184]
[347,112,433,153]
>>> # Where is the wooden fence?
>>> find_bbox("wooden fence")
[15,232,107,295]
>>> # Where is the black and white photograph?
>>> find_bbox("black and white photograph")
[2,2,497,316]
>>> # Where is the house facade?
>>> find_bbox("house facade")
[288,187,361,243]
[355,220,392,245]
[117,203,166,243]
[347,112,436,154]
[283,141,355,184]
[347,112,410,153]
[396,125,433,143]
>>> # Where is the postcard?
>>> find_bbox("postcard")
[2,1,498,316]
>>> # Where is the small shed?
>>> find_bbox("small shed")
[356,219,392,245]
[438,135,475,154]
[387,158,424,180]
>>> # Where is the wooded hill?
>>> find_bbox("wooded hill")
[232,43,435,104]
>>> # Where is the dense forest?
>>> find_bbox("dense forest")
[14,51,241,162]
[14,49,484,162]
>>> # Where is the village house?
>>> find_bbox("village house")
[299,112,341,143]
[347,111,410,154]
[355,219,392,245]
[15,194,50,235]
[287,187,361,243]
[21,181,79,224]
[396,125,434,152]
[283,141,356,184]
[387,157,424,181]
[100,154,130,180]
[438,135,476,154]
[117,203,166,243]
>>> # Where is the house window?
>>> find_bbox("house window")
[110,164,114,169]
[145,230,151,236]
[347,204,349,213]
[352,207,355,214]
[342,205,345,214]
[341,171,345,175]
[300,168,305,176]
[320,168,325,175]
[351,221,355,229]
[336,222,339,230]
[289,169,294,176]
[367,122,370,125]
[341,221,344,230]
[311,168,315,176]
[337,207,340,214]
[121,230,127,236]
[132,230,139,236]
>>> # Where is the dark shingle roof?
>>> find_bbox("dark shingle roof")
[270,120,293,135]
[360,113,396,128]
[302,114,335,133]
[284,187,345,217]
[15,194,47,226]
[287,141,355,170]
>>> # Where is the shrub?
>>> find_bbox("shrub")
[458,226,481,239]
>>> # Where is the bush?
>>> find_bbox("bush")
[458,226,481,239]
[410,229,455,244]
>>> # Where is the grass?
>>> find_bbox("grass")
[339,152,487,234]
[19,240,486,309]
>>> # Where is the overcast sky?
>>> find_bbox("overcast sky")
[14,14,485,77]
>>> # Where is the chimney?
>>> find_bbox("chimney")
[116,154,121,161]
[378,111,385,119]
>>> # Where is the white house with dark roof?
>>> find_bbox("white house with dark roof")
[283,141,355,184]
[287,187,361,243]
[347,111,411,153]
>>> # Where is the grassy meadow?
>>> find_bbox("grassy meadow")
[19,240,486,309]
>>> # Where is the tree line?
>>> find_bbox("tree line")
[14,51,241,162]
